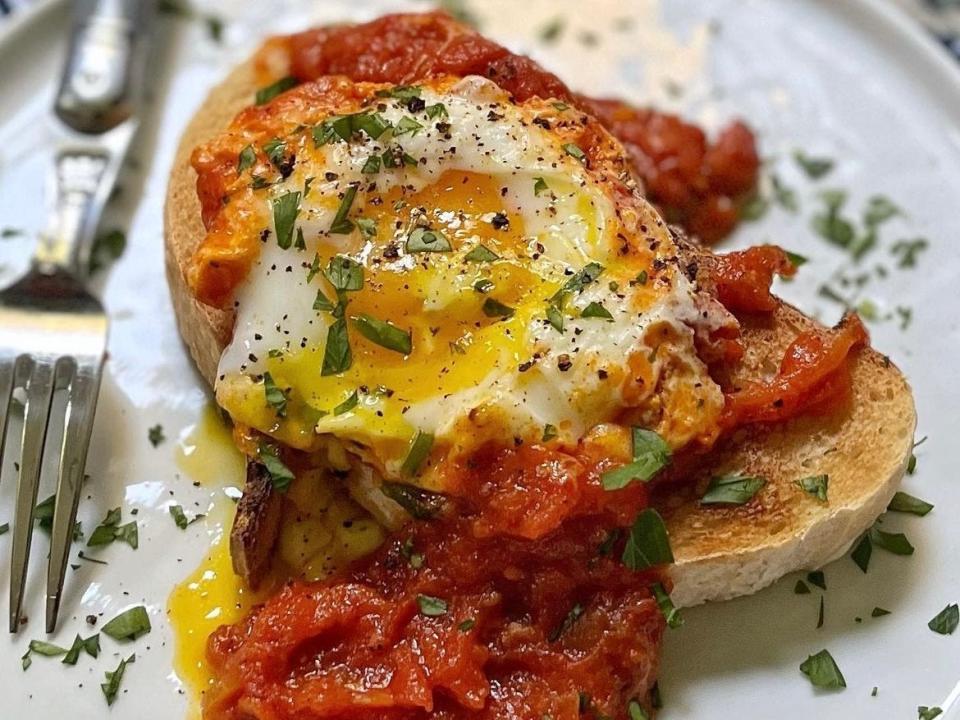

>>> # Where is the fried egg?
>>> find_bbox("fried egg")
[213,76,727,489]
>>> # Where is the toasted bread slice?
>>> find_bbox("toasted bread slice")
[164,57,916,608]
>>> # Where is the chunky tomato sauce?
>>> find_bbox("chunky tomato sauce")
[280,12,759,245]
[197,14,868,720]
[207,439,664,720]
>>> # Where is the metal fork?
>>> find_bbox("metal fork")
[0,0,152,634]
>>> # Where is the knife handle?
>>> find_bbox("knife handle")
[54,0,154,135]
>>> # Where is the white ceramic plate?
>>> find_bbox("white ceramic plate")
[0,1,958,718]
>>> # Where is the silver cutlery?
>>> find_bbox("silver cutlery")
[0,0,152,633]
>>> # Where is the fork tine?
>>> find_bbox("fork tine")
[9,359,56,633]
[0,357,15,476]
[45,362,102,632]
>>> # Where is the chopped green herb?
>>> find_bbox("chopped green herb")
[262,138,286,168]
[851,533,873,573]
[352,314,412,354]
[919,708,943,720]
[622,508,674,571]
[542,424,558,442]
[601,428,671,490]
[627,699,650,720]
[870,525,914,556]
[147,424,165,447]
[407,226,453,253]
[538,17,565,42]
[169,505,188,530]
[313,288,335,312]
[382,481,445,519]
[580,301,613,321]
[425,103,449,119]
[551,262,604,305]
[563,143,586,163]
[356,217,377,240]
[887,491,934,516]
[394,116,424,137]
[793,151,835,179]
[817,595,825,629]
[871,607,891,618]
[62,633,100,665]
[458,618,476,632]
[812,190,855,249]
[263,371,289,417]
[546,303,564,333]
[482,297,515,319]
[102,606,151,641]
[101,653,135,706]
[237,145,256,173]
[321,318,352,376]
[255,76,298,105]
[401,429,435,477]
[375,85,423,101]
[652,583,683,629]
[88,229,127,275]
[794,580,811,595]
[799,649,846,690]
[272,191,301,249]
[329,185,358,235]
[87,508,137,549]
[700,474,765,506]
[533,177,549,196]
[473,278,495,294]
[0,522,8,536]
[864,195,900,226]
[381,146,419,168]
[891,238,929,268]
[416,594,448,617]
[324,255,364,292]
[464,244,499,262]
[333,390,359,416]
[258,442,295,492]
[352,112,391,139]
[361,155,381,174]
[797,474,829,502]
[549,602,585,641]
[739,193,769,222]
[1,227,24,238]
[551,101,570,111]
[785,250,808,268]
[928,604,959,635]
[807,571,826,590]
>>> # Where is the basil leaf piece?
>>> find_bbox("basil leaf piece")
[797,474,828,502]
[262,138,286,168]
[102,606,151,641]
[887,491,934,516]
[333,390,359,416]
[533,177,549,196]
[870,526,914,555]
[563,142,587,163]
[458,618,476,632]
[581,301,613,321]
[700,474,766,506]
[169,505,188,530]
[871,607,891,617]
[394,116,424,137]
[652,583,683,629]
[263,371,289,417]
[407,226,452,253]
[356,217,377,240]
[321,317,353,376]
[481,298,515,319]
[361,155,381,174]
[382,481,445,519]
[87,508,135,548]
[237,145,256,174]
[473,278,494,294]
[375,85,422,101]
[324,255,364,292]
[401,429,434,477]
[864,195,900,227]
[794,580,811,595]
[28,640,68,657]
[148,423,165,447]
[817,595,825,629]
[272,191,301,250]
[313,289,335,312]
[63,633,100,665]
[0,523,8,536]
[785,250,808,268]
[793,151,834,180]
[425,103,448,119]
[851,533,873,573]
[622,508,674,571]
[627,699,650,720]
[799,649,846,689]
[551,262,604,304]
[601,428,672,490]
[255,76,298,105]
[546,303,564,333]
[919,708,944,720]
[464,244,499,262]
[101,653,135,706]
[542,424,558,442]
[306,253,322,283]
[807,570,826,590]
[352,313,412,354]
[416,594,447,616]
[258,443,295,492]
[352,112,391,140]
[928,604,959,635]
[329,185,358,235]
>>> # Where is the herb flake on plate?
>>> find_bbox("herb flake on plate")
[799,649,846,690]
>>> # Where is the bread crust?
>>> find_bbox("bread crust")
[164,56,917,608]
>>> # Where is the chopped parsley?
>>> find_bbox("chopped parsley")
[324,255,364,292]
[464,244,499,262]
[313,289,335,312]
[255,76,298,105]
[538,17,565,43]
[321,318,352,376]
[601,428,671,490]
[88,229,126,275]
[329,185,358,235]
[458,618,476,632]
[272,191,301,249]
[102,606,152,641]
[21,640,68,670]
[799,649,846,690]
[700,474,766,506]
[375,85,422,101]
[887,491,934,516]
[257,442,295,492]
[263,371,289,417]
[356,217,377,240]
[394,116,424,137]
[919,708,943,720]
[87,508,137,549]
[169,504,204,530]
[407,227,452,253]
[147,424,165,447]
[400,429,435,478]
[797,474,829,502]
[812,190,854,249]
[262,137,286,168]
[361,155,381,174]
[352,314,412,354]
[928,604,959,635]
[580,301,613,321]
[416,594,448,617]
[622,508,674,571]
[546,303,564,333]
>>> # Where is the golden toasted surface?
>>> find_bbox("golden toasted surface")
[164,53,916,605]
